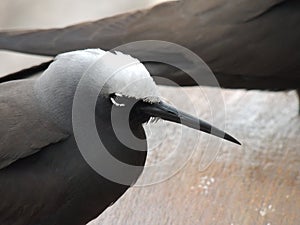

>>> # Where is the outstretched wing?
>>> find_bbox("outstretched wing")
[0,79,69,169]
[0,0,299,90]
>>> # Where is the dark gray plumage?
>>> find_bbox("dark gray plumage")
[0,0,299,90]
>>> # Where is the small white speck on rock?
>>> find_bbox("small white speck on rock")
[259,208,267,217]
[197,176,216,195]
[258,202,275,216]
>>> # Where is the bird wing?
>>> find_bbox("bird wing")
[0,79,69,169]
[0,60,53,83]
[0,0,288,55]
[0,0,300,90]
[0,0,299,90]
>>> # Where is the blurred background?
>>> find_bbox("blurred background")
[0,1,299,225]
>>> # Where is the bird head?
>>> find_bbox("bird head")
[35,49,240,145]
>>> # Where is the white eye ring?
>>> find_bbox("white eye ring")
[110,93,125,107]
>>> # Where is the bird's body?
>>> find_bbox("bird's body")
[0,49,152,224]
[0,49,239,225]
[0,135,136,225]
[0,79,147,225]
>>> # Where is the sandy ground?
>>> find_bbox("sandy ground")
[0,1,299,225]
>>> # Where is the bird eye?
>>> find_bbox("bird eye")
[110,93,125,107]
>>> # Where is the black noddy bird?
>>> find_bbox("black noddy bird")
[0,49,240,225]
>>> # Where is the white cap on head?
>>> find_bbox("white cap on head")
[34,49,160,129]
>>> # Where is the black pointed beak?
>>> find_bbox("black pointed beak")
[139,101,241,145]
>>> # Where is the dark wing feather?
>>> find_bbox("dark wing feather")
[0,0,299,90]
[0,60,53,83]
